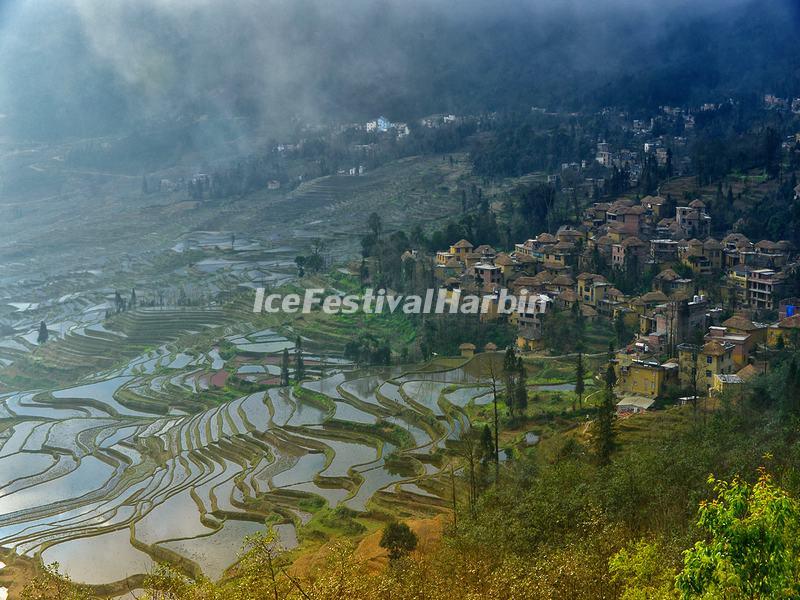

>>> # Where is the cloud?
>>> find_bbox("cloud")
[0,0,793,142]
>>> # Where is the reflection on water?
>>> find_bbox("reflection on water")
[41,529,153,585]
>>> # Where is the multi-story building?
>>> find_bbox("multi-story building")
[676,200,711,238]
[677,340,735,392]
[748,269,785,311]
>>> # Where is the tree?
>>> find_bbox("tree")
[21,562,96,600]
[615,312,631,347]
[295,255,306,277]
[37,321,49,344]
[295,348,305,382]
[503,347,518,418]
[368,212,383,238]
[129,288,137,309]
[280,348,290,386]
[514,375,528,416]
[480,423,495,464]
[575,351,585,410]
[379,521,418,562]
[610,540,678,600]
[596,363,617,465]
[676,469,800,599]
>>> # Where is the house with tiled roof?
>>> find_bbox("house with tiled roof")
[768,314,800,347]
[611,236,647,270]
[677,339,735,392]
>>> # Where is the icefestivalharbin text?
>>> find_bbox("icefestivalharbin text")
[253,288,551,316]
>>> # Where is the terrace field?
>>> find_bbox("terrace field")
[0,149,594,596]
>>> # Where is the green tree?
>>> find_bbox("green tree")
[37,321,49,344]
[379,521,418,562]
[514,376,528,416]
[596,364,617,465]
[575,351,585,410]
[21,562,97,600]
[480,423,495,463]
[610,540,679,600]
[295,349,305,382]
[676,469,800,599]
[280,348,290,386]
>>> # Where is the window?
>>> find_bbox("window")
[706,356,712,364]
[706,370,712,378]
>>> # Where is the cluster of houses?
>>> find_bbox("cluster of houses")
[425,193,800,413]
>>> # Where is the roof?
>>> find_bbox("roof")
[558,289,578,302]
[655,268,680,281]
[444,258,463,268]
[703,238,722,250]
[552,274,575,286]
[715,374,743,384]
[551,240,576,251]
[778,314,800,329]
[620,236,646,248]
[638,291,669,303]
[755,240,779,250]
[452,239,474,249]
[736,364,760,381]
[702,340,731,356]
[723,233,750,244]
[688,199,706,208]
[459,342,476,350]
[722,315,760,331]
[577,272,607,282]
[474,244,496,254]
[513,276,544,287]
[616,396,656,410]
[484,342,498,351]
[531,271,554,284]
[537,233,557,243]
[494,253,514,266]
[581,304,598,317]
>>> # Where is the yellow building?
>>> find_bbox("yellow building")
[768,314,800,347]
[616,359,668,398]
[449,239,474,259]
[459,343,476,358]
[711,373,744,396]
[677,341,735,392]
[576,273,608,306]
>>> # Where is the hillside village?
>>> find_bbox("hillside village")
[415,186,800,414]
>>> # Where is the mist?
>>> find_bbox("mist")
[0,0,797,143]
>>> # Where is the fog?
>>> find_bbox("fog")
[0,0,796,142]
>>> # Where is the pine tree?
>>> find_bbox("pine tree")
[295,344,305,382]
[784,358,800,417]
[37,321,49,344]
[596,364,617,465]
[575,351,585,410]
[280,349,290,386]
[480,424,495,464]
[514,377,528,415]
[130,288,137,309]
[503,348,518,418]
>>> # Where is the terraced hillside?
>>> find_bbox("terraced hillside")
[0,326,505,593]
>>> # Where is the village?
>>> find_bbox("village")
[420,181,800,415]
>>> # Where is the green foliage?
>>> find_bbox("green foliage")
[676,470,800,599]
[380,521,419,561]
[610,541,679,600]
[21,562,97,600]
